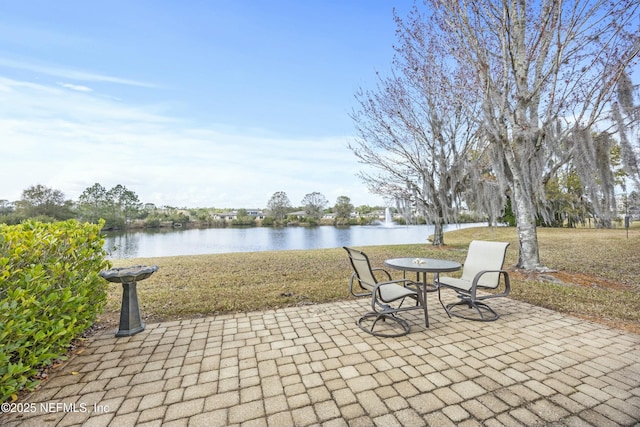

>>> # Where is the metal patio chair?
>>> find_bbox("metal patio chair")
[344,247,422,337]
[437,240,511,321]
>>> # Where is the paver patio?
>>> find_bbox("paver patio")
[1,296,639,426]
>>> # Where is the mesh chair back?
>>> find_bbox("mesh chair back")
[344,247,377,292]
[460,241,510,288]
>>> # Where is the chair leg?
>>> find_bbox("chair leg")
[444,298,500,322]
[357,312,411,337]
[438,286,451,319]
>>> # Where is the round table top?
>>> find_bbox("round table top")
[384,258,461,273]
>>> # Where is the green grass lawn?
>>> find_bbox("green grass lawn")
[104,224,640,334]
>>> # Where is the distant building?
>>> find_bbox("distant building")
[214,209,266,221]
[287,210,307,218]
[246,210,266,219]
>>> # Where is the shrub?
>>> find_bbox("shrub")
[0,213,25,225]
[0,220,111,403]
[231,217,256,227]
[101,215,125,230]
[144,217,161,228]
[261,217,275,227]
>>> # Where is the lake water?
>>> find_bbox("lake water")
[104,223,486,259]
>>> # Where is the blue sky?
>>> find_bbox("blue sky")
[0,1,413,209]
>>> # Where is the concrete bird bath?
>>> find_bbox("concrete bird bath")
[99,265,158,337]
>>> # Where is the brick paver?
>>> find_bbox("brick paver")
[1,296,639,426]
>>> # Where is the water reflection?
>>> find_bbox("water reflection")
[105,232,141,258]
[103,223,486,259]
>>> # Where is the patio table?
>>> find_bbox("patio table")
[384,258,461,327]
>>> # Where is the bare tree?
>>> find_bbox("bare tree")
[267,191,291,221]
[350,8,485,245]
[301,192,328,221]
[429,0,640,270]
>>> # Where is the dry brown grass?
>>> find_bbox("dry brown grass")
[102,224,640,334]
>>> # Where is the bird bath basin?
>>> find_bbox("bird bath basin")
[99,265,158,337]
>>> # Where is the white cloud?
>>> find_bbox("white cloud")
[0,58,156,88]
[57,82,93,92]
[0,76,381,208]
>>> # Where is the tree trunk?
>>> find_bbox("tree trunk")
[432,219,444,246]
[511,180,541,270]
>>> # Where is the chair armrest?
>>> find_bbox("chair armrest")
[470,269,511,298]
[349,272,371,297]
[371,267,392,281]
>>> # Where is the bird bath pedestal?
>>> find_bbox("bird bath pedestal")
[99,265,158,337]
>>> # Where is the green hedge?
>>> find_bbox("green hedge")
[0,220,111,403]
